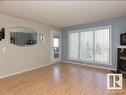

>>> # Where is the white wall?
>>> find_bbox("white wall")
[0,13,60,78]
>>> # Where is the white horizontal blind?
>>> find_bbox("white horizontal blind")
[53,38,59,47]
[69,26,111,64]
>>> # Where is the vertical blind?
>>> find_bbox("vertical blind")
[69,26,111,64]
[80,30,93,61]
[69,32,79,59]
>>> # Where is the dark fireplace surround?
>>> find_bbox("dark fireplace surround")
[117,48,126,77]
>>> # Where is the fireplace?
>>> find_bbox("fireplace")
[117,47,126,77]
[119,59,126,71]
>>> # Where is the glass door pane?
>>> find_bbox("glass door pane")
[80,31,94,61]
[94,29,110,63]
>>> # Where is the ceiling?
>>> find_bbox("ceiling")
[0,1,126,28]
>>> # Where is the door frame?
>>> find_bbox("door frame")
[50,31,61,64]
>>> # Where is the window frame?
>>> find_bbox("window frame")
[68,25,112,65]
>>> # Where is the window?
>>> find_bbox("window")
[53,37,60,58]
[80,30,93,61]
[94,28,110,63]
[53,38,59,48]
[69,26,111,65]
[69,32,79,60]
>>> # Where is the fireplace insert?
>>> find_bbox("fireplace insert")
[117,48,126,77]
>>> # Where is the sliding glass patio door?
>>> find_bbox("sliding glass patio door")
[69,26,111,65]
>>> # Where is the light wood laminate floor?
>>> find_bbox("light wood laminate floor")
[0,62,126,95]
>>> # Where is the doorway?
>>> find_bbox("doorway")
[51,31,61,63]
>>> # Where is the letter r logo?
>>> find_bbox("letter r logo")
[107,74,122,89]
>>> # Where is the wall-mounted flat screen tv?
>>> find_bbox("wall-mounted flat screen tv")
[120,33,126,45]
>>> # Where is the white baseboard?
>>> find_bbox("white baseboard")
[61,60,116,71]
[0,63,55,79]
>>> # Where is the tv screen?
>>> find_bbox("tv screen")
[121,33,126,45]
[10,32,37,46]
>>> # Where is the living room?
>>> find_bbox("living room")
[0,1,125,95]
